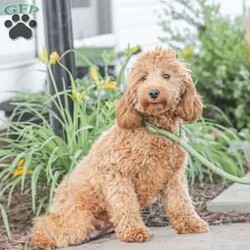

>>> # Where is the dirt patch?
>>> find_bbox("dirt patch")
[142,182,250,227]
[1,182,250,250]
[0,190,33,250]
[191,182,250,225]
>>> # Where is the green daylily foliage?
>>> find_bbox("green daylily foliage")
[160,0,250,130]
[0,45,249,236]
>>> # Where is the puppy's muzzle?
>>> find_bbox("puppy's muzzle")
[148,89,160,100]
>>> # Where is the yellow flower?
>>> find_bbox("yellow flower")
[38,46,49,64]
[13,159,32,177]
[124,45,141,56]
[38,48,60,65]
[89,66,99,81]
[17,158,25,167]
[72,89,86,102]
[103,80,117,90]
[183,46,194,58]
[49,51,60,65]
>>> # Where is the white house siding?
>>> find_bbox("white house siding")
[0,0,46,103]
[71,0,99,39]
[0,62,46,101]
[111,0,163,50]
[0,0,249,106]
[220,0,249,16]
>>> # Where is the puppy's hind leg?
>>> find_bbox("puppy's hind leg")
[32,206,97,249]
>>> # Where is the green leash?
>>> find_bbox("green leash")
[145,121,250,185]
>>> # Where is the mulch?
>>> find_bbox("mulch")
[142,182,250,227]
[1,182,250,250]
[0,189,33,250]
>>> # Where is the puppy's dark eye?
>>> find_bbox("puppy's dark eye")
[162,73,171,80]
[140,75,147,81]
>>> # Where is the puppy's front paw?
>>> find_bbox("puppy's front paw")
[117,226,152,242]
[176,217,209,234]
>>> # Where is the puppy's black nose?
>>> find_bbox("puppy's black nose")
[149,89,160,99]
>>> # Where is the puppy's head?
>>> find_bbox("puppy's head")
[116,48,203,129]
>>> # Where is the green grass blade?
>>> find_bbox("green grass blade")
[0,204,11,239]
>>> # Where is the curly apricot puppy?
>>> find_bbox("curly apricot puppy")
[32,48,209,249]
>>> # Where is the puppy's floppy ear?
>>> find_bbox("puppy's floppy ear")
[116,87,142,129]
[176,75,203,122]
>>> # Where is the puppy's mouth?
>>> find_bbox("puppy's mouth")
[149,99,161,104]
[136,99,168,115]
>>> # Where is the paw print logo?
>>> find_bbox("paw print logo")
[4,14,37,40]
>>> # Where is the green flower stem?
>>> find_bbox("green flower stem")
[95,89,101,129]
[47,65,68,127]
[117,56,132,85]
[104,62,108,78]
[145,121,250,185]
[58,61,76,89]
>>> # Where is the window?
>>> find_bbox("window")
[71,0,90,8]
[71,0,112,40]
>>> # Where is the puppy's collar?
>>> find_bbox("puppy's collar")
[143,119,185,138]
[177,121,185,138]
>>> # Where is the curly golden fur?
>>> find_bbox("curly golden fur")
[32,48,209,249]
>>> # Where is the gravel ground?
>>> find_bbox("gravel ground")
[1,182,250,250]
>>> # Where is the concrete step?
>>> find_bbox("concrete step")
[207,173,250,213]
[63,224,250,250]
